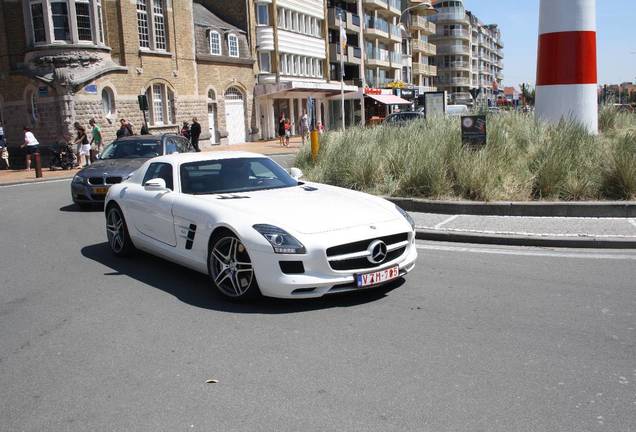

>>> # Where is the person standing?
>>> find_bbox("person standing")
[190,117,201,152]
[88,118,102,161]
[73,122,91,168]
[278,112,286,146]
[299,110,309,146]
[116,118,133,139]
[180,121,190,140]
[283,117,291,147]
[21,127,39,171]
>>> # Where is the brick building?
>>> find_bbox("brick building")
[0,0,256,148]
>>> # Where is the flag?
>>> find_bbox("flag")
[339,16,347,52]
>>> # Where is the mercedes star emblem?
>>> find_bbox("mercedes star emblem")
[367,240,388,264]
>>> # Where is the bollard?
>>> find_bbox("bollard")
[34,151,43,178]
[310,129,320,162]
[535,0,598,134]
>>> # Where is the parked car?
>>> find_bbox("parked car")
[446,105,470,116]
[104,151,417,300]
[383,111,425,125]
[71,134,194,209]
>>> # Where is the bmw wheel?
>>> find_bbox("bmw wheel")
[208,232,260,300]
[106,204,135,257]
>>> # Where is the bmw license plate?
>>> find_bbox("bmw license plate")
[356,266,400,288]
[93,187,109,194]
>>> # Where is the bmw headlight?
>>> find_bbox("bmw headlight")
[72,175,87,185]
[253,224,306,254]
[395,205,415,231]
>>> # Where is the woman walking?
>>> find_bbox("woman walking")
[73,122,91,168]
[278,112,286,146]
[21,127,39,171]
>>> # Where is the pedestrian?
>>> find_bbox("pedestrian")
[318,121,325,134]
[190,117,201,152]
[181,121,190,140]
[73,122,91,168]
[116,118,133,139]
[140,122,150,135]
[299,110,309,146]
[278,112,286,146]
[0,123,9,169]
[21,127,39,171]
[88,118,102,160]
[284,117,291,147]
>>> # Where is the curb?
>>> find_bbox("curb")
[415,229,636,249]
[389,197,636,218]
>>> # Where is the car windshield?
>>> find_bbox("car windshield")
[180,157,298,195]
[100,140,163,159]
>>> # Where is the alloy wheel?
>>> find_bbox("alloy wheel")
[209,236,254,297]
[106,208,125,253]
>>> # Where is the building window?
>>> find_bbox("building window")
[256,3,268,25]
[146,84,175,126]
[225,87,244,101]
[75,0,92,41]
[96,1,104,43]
[152,0,166,51]
[136,0,150,48]
[31,3,46,42]
[228,34,239,57]
[209,31,220,55]
[26,89,38,122]
[101,87,114,116]
[259,52,271,73]
[51,1,70,41]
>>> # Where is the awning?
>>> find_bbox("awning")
[365,94,412,105]
[255,80,358,98]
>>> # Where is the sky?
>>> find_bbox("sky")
[463,0,636,87]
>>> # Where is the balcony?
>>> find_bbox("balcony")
[436,44,470,55]
[389,51,402,68]
[410,16,436,34]
[389,24,402,42]
[435,28,470,40]
[437,77,470,86]
[363,0,388,10]
[329,43,362,65]
[387,0,401,16]
[412,39,436,56]
[496,71,504,80]
[327,8,361,33]
[365,18,390,41]
[432,11,469,25]
[438,61,470,71]
[366,48,390,68]
[413,63,437,76]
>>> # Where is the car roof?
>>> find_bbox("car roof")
[148,151,268,165]
[114,134,180,143]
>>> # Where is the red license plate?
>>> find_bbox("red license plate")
[356,266,400,288]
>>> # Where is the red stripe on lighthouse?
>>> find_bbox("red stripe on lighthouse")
[536,31,597,86]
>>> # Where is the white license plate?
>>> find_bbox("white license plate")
[356,266,400,288]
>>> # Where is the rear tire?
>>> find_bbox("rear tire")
[207,231,260,301]
[106,204,135,257]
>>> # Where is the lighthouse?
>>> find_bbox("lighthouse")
[535,0,598,134]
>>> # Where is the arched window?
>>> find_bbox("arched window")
[224,87,244,101]
[227,34,239,57]
[145,83,175,126]
[209,31,221,55]
[27,0,105,46]
[101,87,115,116]
[25,89,39,122]
[208,89,216,102]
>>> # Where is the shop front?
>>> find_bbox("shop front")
[362,88,412,125]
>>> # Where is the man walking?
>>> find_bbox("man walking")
[88,118,103,160]
[190,117,201,152]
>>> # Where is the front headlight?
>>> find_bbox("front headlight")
[253,224,306,254]
[395,205,416,231]
[72,175,87,185]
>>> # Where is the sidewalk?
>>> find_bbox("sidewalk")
[409,212,636,249]
[0,138,302,186]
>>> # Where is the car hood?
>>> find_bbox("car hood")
[194,183,400,234]
[78,158,148,178]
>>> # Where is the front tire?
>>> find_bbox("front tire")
[106,204,135,256]
[208,232,260,300]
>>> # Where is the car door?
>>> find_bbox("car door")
[128,162,177,247]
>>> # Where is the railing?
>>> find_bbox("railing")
[353,47,362,58]
[432,11,469,23]
[390,51,401,64]
[439,61,469,69]
[352,14,361,27]
[437,77,470,86]
[410,16,436,34]
[366,17,389,33]
[367,48,390,63]
[388,0,401,11]
[436,44,470,55]
[438,29,469,38]
[413,63,437,76]
[389,24,401,39]
[412,40,436,55]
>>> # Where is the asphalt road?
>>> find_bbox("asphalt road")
[1,165,635,431]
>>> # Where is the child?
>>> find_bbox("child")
[283,118,291,147]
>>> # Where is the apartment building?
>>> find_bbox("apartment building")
[403,0,437,93]
[0,0,258,147]
[430,0,503,105]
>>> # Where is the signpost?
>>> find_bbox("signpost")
[138,95,149,132]
[418,91,446,118]
[461,115,487,149]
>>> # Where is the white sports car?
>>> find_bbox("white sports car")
[104,152,417,300]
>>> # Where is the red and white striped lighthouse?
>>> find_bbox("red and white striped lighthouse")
[536,0,598,134]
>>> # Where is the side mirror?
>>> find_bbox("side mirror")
[290,167,303,180]
[96,153,101,160]
[144,178,167,191]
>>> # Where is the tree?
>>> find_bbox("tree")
[520,83,536,106]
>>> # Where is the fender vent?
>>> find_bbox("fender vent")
[302,186,318,191]
[185,224,197,250]
[217,195,250,200]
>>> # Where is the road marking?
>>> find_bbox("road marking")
[0,178,72,188]
[433,214,459,229]
[415,225,636,239]
[416,243,636,261]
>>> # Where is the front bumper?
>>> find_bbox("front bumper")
[71,182,111,204]
[248,230,418,299]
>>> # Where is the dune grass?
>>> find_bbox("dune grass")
[295,108,636,201]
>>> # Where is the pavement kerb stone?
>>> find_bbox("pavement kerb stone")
[388,197,636,218]
[415,229,636,249]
